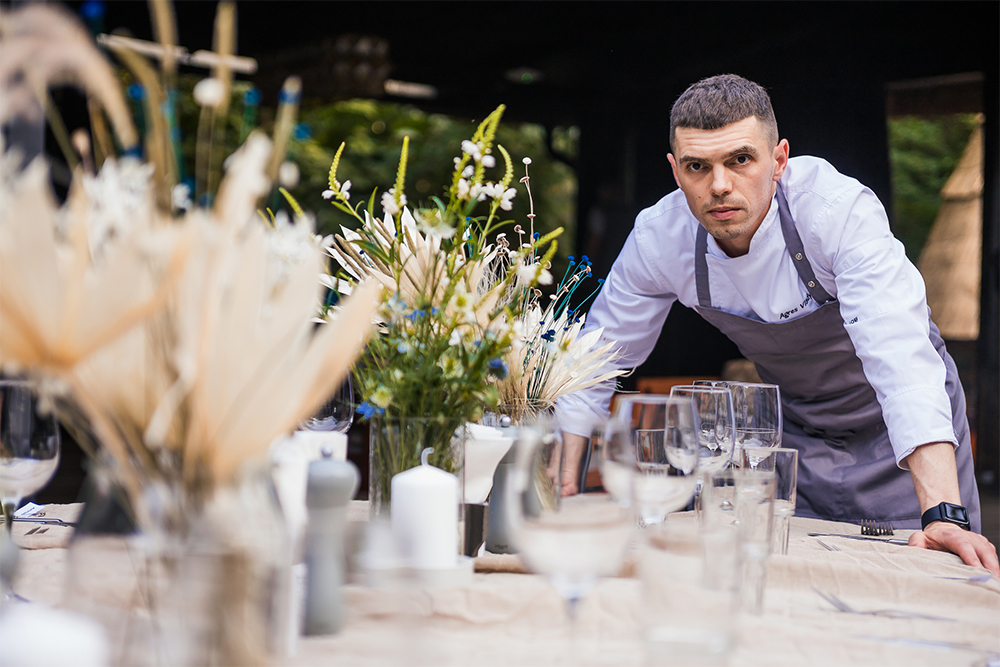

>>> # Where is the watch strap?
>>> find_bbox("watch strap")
[920,502,970,530]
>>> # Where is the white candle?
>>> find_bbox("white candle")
[391,448,458,569]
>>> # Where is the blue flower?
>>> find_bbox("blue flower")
[540,329,556,342]
[488,358,509,379]
[356,402,378,418]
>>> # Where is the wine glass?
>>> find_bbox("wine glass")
[301,375,353,434]
[668,386,736,474]
[729,382,782,468]
[504,417,635,631]
[606,395,701,527]
[1,379,61,533]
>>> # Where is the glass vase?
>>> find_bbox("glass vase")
[368,415,465,520]
[68,463,293,666]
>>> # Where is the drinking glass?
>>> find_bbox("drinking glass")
[504,418,635,626]
[606,395,700,527]
[668,386,736,474]
[729,382,782,468]
[742,447,798,555]
[301,375,353,434]
[1,379,61,533]
[733,469,776,614]
[641,520,739,666]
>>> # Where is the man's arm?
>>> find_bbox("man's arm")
[905,442,999,576]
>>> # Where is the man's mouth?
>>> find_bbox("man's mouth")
[707,206,741,221]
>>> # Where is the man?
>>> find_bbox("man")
[557,74,998,576]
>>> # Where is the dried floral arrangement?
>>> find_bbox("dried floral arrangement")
[0,3,380,519]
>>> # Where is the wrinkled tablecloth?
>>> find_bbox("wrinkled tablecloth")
[9,504,999,666]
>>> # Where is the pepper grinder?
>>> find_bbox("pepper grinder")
[485,416,516,554]
[303,446,359,635]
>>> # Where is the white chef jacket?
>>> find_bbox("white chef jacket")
[556,156,958,467]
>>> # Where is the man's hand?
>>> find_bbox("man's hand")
[560,433,590,497]
[905,441,999,576]
[908,522,999,577]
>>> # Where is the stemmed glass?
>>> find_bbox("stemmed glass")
[0,379,61,533]
[504,417,635,631]
[668,386,736,475]
[301,375,354,434]
[605,395,701,527]
[729,382,782,468]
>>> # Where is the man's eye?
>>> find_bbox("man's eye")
[687,163,703,172]
[733,155,751,165]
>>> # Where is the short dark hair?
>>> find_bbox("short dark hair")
[669,74,778,152]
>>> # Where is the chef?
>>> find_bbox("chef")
[557,74,998,575]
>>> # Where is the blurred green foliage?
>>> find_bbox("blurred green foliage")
[888,114,978,260]
[282,99,577,277]
[128,76,576,277]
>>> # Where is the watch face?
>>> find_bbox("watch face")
[943,503,969,524]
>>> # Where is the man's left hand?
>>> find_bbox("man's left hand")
[908,522,999,577]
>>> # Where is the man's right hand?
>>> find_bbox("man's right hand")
[560,433,591,496]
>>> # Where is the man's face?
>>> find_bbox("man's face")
[668,117,788,257]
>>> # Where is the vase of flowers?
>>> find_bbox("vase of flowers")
[323,105,561,515]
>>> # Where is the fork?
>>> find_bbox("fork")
[861,519,894,536]
[812,587,956,621]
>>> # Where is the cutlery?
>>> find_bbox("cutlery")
[807,532,908,545]
[812,587,956,621]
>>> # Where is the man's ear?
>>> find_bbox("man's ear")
[667,153,682,189]
[772,139,789,181]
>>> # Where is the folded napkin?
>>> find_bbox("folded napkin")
[11,503,84,550]
[464,423,514,504]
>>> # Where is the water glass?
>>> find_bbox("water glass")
[606,395,700,527]
[641,520,738,666]
[734,469,776,614]
[742,447,798,555]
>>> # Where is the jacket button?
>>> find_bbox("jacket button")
[795,252,803,260]
[807,280,816,288]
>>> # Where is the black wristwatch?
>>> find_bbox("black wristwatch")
[920,502,970,530]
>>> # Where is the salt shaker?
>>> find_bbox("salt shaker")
[303,447,359,635]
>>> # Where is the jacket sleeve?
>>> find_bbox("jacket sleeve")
[556,217,678,437]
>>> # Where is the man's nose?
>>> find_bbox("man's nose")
[710,165,732,196]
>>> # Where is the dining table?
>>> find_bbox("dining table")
[5,501,999,666]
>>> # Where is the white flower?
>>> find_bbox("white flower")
[500,187,516,211]
[171,182,192,211]
[193,77,225,107]
[341,180,351,200]
[480,182,498,199]
[469,183,483,201]
[516,263,537,286]
[461,140,482,161]
[449,329,463,346]
[381,188,406,217]
[482,154,496,168]
[322,189,335,200]
[278,161,300,188]
[537,268,553,285]
[381,191,398,217]
[457,178,470,199]
[462,166,474,178]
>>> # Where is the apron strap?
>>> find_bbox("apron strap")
[695,225,712,307]
[776,182,835,305]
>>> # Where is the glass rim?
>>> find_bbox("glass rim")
[669,384,732,395]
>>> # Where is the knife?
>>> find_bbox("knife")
[807,532,909,545]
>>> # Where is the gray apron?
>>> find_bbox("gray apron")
[691,183,981,531]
